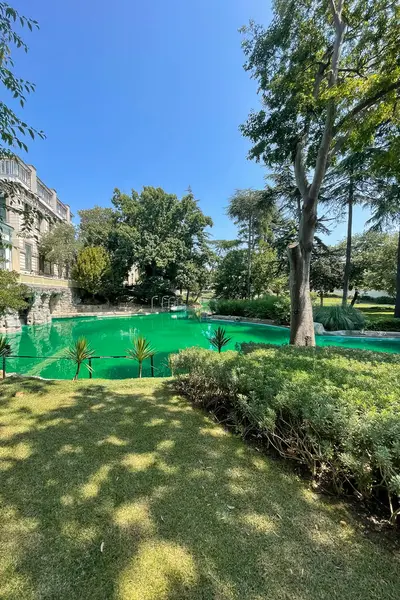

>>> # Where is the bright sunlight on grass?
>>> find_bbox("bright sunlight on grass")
[0,378,399,599]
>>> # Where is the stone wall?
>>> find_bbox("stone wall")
[0,286,80,333]
[50,287,81,315]
[0,285,151,333]
[0,310,24,333]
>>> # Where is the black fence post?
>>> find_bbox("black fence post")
[151,355,154,377]
[2,354,5,379]
[89,358,92,379]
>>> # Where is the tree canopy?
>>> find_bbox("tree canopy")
[72,246,111,298]
[240,0,400,344]
[77,187,213,302]
[39,223,78,277]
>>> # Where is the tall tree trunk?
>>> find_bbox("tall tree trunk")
[247,214,253,300]
[350,289,359,307]
[296,194,302,224]
[395,228,400,318]
[288,203,317,346]
[186,289,190,305]
[342,174,354,307]
[289,1,345,346]
[319,291,324,306]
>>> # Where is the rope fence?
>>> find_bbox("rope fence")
[1,354,158,380]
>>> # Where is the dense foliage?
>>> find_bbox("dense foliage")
[77,187,212,302]
[72,246,111,298]
[314,305,366,331]
[209,296,290,325]
[170,345,400,522]
[39,223,78,277]
[0,269,28,316]
[0,3,44,155]
[366,318,400,333]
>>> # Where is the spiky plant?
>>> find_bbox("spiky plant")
[314,305,366,331]
[210,326,232,353]
[0,335,11,357]
[65,337,95,380]
[127,335,156,378]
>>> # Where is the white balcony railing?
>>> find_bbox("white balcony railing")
[37,180,52,205]
[56,201,67,219]
[0,159,31,188]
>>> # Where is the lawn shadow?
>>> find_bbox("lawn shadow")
[0,378,399,599]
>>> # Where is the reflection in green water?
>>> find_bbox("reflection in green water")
[6,312,400,379]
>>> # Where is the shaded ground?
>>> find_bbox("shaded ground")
[0,377,399,600]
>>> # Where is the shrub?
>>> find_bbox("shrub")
[72,247,111,297]
[209,296,290,325]
[314,305,366,331]
[366,318,400,332]
[170,345,400,522]
[360,295,395,305]
[0,270,29,316]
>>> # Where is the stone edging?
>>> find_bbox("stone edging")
[207,314,286,327]
[207,314,400,339]
[54,309,163,319]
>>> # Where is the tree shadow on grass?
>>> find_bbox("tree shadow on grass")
[0,378,399,600]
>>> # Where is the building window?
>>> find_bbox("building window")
[25,243,32,272]
[56,201,67,219]
[39,254,53,276]
[0,245,11,270]
[0,195,6,222]
[37,214,44,232]
[0,225,12,270]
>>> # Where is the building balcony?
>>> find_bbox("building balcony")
[37,179,53,206]
[0,158,31,189]
[0,156,71,223]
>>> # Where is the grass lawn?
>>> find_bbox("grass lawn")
[0,378,399,600]
[322,296,395,321]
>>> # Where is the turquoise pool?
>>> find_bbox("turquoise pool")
[5,312,400,379]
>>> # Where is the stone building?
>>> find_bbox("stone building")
[0,156,79,331]
[0,155,72,278]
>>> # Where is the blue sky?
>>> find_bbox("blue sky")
[12,0,369,242]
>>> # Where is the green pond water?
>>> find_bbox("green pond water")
[5,312,400,379]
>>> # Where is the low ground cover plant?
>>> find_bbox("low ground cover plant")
[170,345,400,523]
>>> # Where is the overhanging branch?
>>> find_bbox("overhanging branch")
[334,81,400,135]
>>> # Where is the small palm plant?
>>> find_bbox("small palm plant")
[210,326,232,353]
[66,337,95,380]
[0,335,11,357]
[127,335,156,378]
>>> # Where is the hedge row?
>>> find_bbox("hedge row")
[170,345,400,523]
[209,296,291,324]
[366,318,400,332]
